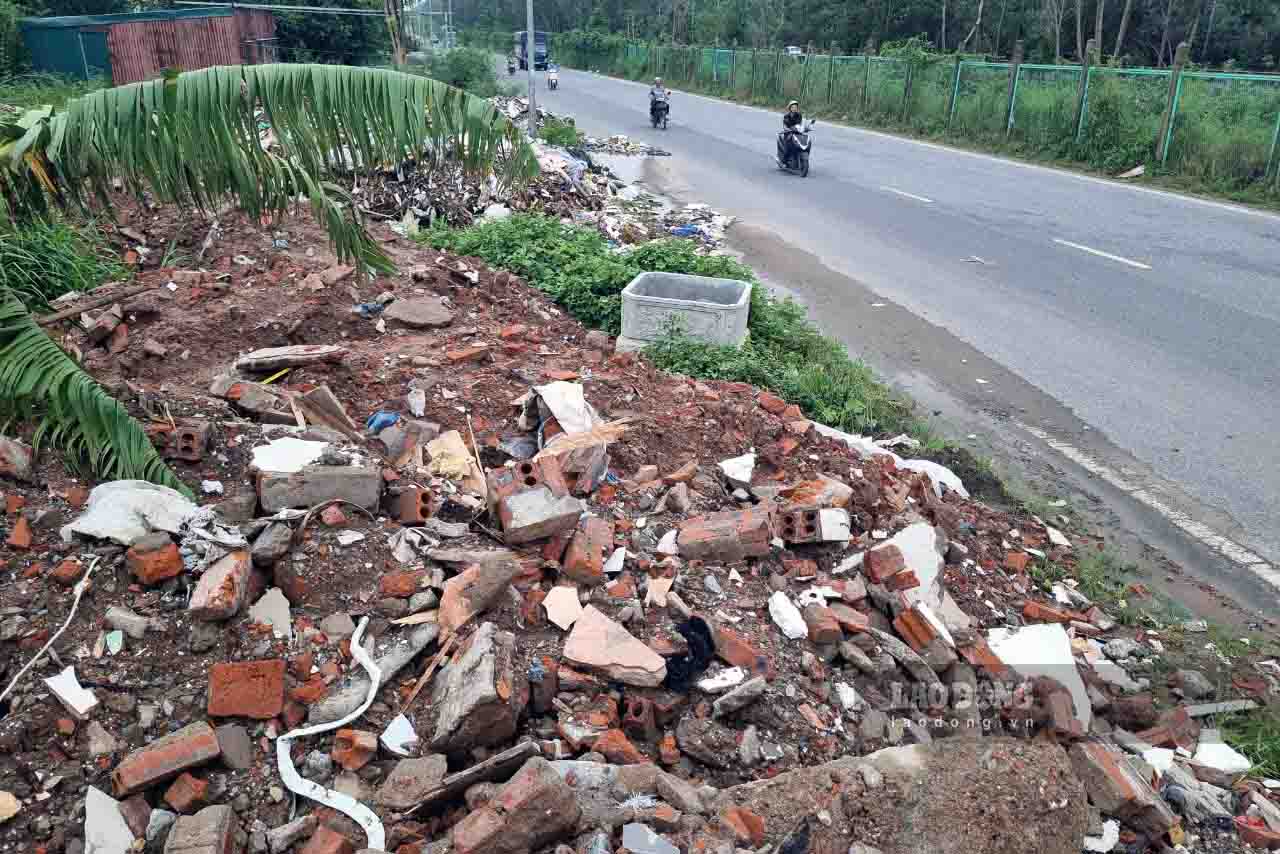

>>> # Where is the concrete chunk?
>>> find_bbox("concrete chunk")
[258,465,382,512]
[498,486,585,544]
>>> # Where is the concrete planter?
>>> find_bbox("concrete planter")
[618,272,750,350]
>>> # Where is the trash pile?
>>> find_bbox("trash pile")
[582,134,672,157]
[0,188,1277,854]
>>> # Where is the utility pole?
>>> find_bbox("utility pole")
[526,0,537,137]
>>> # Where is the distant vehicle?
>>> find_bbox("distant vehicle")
[785,45,804,56]
[514,30,549,70]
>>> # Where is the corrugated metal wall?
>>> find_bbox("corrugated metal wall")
[103,9,277,85]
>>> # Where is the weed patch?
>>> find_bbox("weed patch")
[427,213,914,436]
[0,217,124,312]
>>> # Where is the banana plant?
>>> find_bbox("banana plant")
[0,63,537,492]
[1,63,538,271]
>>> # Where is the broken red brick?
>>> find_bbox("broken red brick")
[49,559,84,587]
[164,772,208,813]
[379,570,425,598]
[112,721,221,797]
[562,516,613,586]
[1069,741,1177,837]
[5,494,24,515]
[56,718,77,737]
[658,732,680,766]
[395,486,434,525]
[207,660,286,720]
[189,550,253,621]
[721,806,767,846]
[827,602,870,634]
[446,345,489,364]
[6,516,32,550]
[450,757,580,854]
[126,535,184,585]
[331,729,377,771]
[543,368,578,381]
[757,392,788,415]
[801,605,843,644]
[592,729,646,765]
[1004,551,1031,573]
[299,824,355,854]
[893,606,942,654]
[291,676,328,705]
[883,569,921,592]
[663,460,698,484]
[678,506,774,562]
[863,545,905,583]
[714,626,774,678]
[500,324,528,339]
[1022,601,1073,623]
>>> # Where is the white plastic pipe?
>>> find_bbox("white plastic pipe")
[276,617,386,850]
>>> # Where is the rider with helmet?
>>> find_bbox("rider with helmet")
[778,100,803,164]
[650,77,670,122]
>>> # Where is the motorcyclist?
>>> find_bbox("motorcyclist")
[507,55,516,74]
[778,100,803,164]
[649,77,669,120]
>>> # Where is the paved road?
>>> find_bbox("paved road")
[518,65,1280,588]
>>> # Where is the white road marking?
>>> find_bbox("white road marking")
[1052,238,1152,270]
[880,186,934,204]
[1017,421,1277,586]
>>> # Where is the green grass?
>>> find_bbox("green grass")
[0,217,125,312]
[427,213,914,436]
[0,72,107,110]
[1222,710,1280,779]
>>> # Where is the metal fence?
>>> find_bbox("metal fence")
[552,38,1280,196]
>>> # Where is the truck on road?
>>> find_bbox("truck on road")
[514,30,548,70]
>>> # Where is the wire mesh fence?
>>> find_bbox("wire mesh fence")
[540,35,1280,199]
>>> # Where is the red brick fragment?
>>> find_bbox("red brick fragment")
[207,660,286,720]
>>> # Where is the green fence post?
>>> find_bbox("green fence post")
[862,57,871,114]
[773,50,781,98]
[827,44,838,107]
[901,60,914,122]
[1069,39,1094,142]
[1266,107,1280,178]
[947,55,962,128]
[1004,40,1023,135]
[1075,66,1093,141]
[749,49,757,100]
[1157,42,1190,165]
[730,42,738,94]
[800,54,811,102]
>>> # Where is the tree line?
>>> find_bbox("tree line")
[456,0,1280,70]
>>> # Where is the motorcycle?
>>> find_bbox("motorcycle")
[547,69,559,90]
[776,118,815,177]
[650,96,669,129]
[506,60,516,76]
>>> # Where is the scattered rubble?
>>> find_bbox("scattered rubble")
[0,129,1272,854]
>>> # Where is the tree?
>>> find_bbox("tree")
[1043,0,1067,58]
[1076,0,1085,56]
[0,64,536,489]
[1113,0,1134,58]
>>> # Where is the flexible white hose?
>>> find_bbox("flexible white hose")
[276,617,386,851]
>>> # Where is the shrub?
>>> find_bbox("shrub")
[427,47,502,97]
[539,116,584,147]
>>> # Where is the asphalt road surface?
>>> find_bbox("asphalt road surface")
[512,64,1280,606]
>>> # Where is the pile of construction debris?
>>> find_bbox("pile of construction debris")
[0,182,1277,854]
